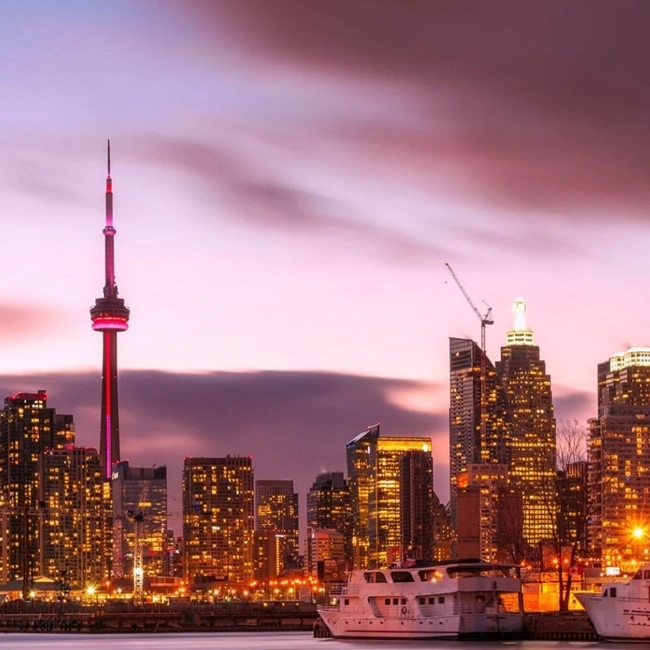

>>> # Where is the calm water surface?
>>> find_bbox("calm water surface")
[0,634,630,650]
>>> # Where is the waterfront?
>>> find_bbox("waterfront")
[0,633,625,649]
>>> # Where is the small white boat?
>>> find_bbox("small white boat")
[577,565,650,642]
[317,559,523,640]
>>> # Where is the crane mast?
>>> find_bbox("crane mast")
[445,263,494,458]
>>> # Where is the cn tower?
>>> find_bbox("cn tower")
[90,141,130,478]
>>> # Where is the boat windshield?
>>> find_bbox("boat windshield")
[363,572,388,583]
[390,571,415,583]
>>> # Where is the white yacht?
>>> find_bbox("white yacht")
[317,559,523,640]
[577,565,650,642]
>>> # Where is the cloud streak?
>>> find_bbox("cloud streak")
[0,369,448,514]
[161,0,650,219]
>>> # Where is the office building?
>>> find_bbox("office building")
[347,425,433,568]
[496,299,556,547]
[400,450,434,560]
[449,338,510,548]
[306,471,352,564]
[183,457,254,583]
[557,461,588,557]
[346,424,380,569]
[255,479,299,572]
[112,461,168,579]
[308,528,346,580]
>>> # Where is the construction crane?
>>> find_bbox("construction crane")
[445,262,494,456]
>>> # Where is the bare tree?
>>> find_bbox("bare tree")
[541,419,589,611]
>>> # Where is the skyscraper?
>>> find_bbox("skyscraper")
[449,337,510,532]
[90,142,130,478]
[38,446,112,588]
[588,348,650,567]
[255,479,299,572]
[346,424,380,569]
[347,425,434,568]
[0,391,73,583]
[112,461,168,579]
[400,449,435,561]
[183,457,254,583]
[496,299,556,547]
[306,471,352,564]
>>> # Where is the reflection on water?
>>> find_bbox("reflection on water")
[0,633,619,650]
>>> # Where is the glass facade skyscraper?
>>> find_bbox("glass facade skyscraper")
[496,299,556,547]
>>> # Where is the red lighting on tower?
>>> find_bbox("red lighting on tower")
[90,140,130,478]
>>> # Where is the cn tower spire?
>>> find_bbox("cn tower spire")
[91,141,130,478]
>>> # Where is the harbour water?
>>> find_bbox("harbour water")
[0,633,625,650]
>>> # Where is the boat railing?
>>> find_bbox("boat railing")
[329,583,359,597]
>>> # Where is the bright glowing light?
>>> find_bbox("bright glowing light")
[632,527,646,540]
[91,317,129,331]
[86,586,96,596]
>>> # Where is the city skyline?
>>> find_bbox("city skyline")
[0,1,648,507]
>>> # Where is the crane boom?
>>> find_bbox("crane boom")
[445,263,493,327]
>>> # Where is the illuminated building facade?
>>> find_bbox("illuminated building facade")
[456,463,514,561]
[90,142,130,479]
[112,461,168,579]
[38,446,112,588]
[255,479,299,572]
[449,338,510,538]
[347,426,433,568]
[183,457,254,583]
[495,299,556,546]
[400,450,434,561]
[308,528,346,579]
[588,348,650,568]
[346,424,380,569]
[0,391,72,583]
[557,461,588,556]
[369,437,433,568]
[253,529,285,581]
[431,493,453,561]
[306,471,352,564]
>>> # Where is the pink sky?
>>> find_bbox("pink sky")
[0,1,648,512]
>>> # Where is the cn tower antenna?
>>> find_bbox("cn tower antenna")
[107,139,111,177]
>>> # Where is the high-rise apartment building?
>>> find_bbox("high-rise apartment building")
[588,348,650,567]
[449,338,510,539]
[255,479,299,572]
[306,471,352,564]
[112,461,168,579]
[183,457,254,583]
[0,391,73,583]
[496,299,556,547]
[38,446,112,588]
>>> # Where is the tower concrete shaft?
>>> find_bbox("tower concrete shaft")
[90,141,130,478]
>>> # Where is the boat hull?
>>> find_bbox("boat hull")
[577,593,650,642]
[318,609,523,640]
